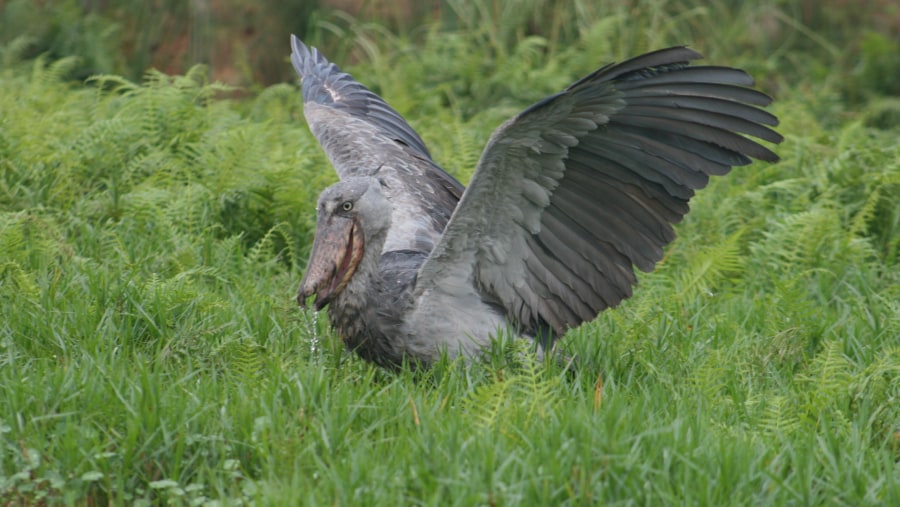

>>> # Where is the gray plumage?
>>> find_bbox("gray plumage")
[290,37,461,255]
[292,36,783,369]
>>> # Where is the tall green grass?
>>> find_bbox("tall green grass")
[1,2,898,505]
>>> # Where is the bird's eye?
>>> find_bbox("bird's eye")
[341,201,353,212]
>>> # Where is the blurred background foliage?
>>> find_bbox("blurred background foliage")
[1,0,896,264]
[0,1,896,257]
[0,0,897,104]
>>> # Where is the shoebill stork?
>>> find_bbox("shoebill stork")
[290,35,782,369]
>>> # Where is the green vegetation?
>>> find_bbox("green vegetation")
[1,1,898,504]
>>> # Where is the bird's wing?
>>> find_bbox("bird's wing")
[291,35,463,252]
[414,46,782,339]
[291,35,433,169]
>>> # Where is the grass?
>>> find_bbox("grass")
[1,1,899,505]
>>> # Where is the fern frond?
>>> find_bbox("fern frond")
[463,372,517,429]
[797,340,853,432]
[30,55,80,85]
[676,228,746,300]
[801,340,852,393]
[462,341,560,433]
[86,74,138,94]
[216,338,267,385]
[0,211,68,271]
[249,83,299,122]
[449,115,482,181]
[517,353,560,423]
[249,222,297,267]
[97,227,130,266]
[759,395,801,436]
[756,204,857,273]
[690,349,729,403]
[848,184,880,239]
[1,35,38,67]
[0,261,40,300]
[121,187,174,235]
[850,346,900,438]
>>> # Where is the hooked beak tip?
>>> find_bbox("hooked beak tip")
[297,282,314,308]
[297,286,330,311]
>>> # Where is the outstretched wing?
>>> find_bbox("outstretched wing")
[290,35,463,253]
[415,46,782,339]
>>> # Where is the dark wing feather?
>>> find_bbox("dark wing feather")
[291,36,463,253]
[415,46,782,339]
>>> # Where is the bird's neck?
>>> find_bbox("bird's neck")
[328,226,431,368]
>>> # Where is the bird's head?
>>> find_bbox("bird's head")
[298,177,391,310]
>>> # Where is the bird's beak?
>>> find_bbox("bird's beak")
[297,216,364,310]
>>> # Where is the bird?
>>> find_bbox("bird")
[290,35,782,369]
